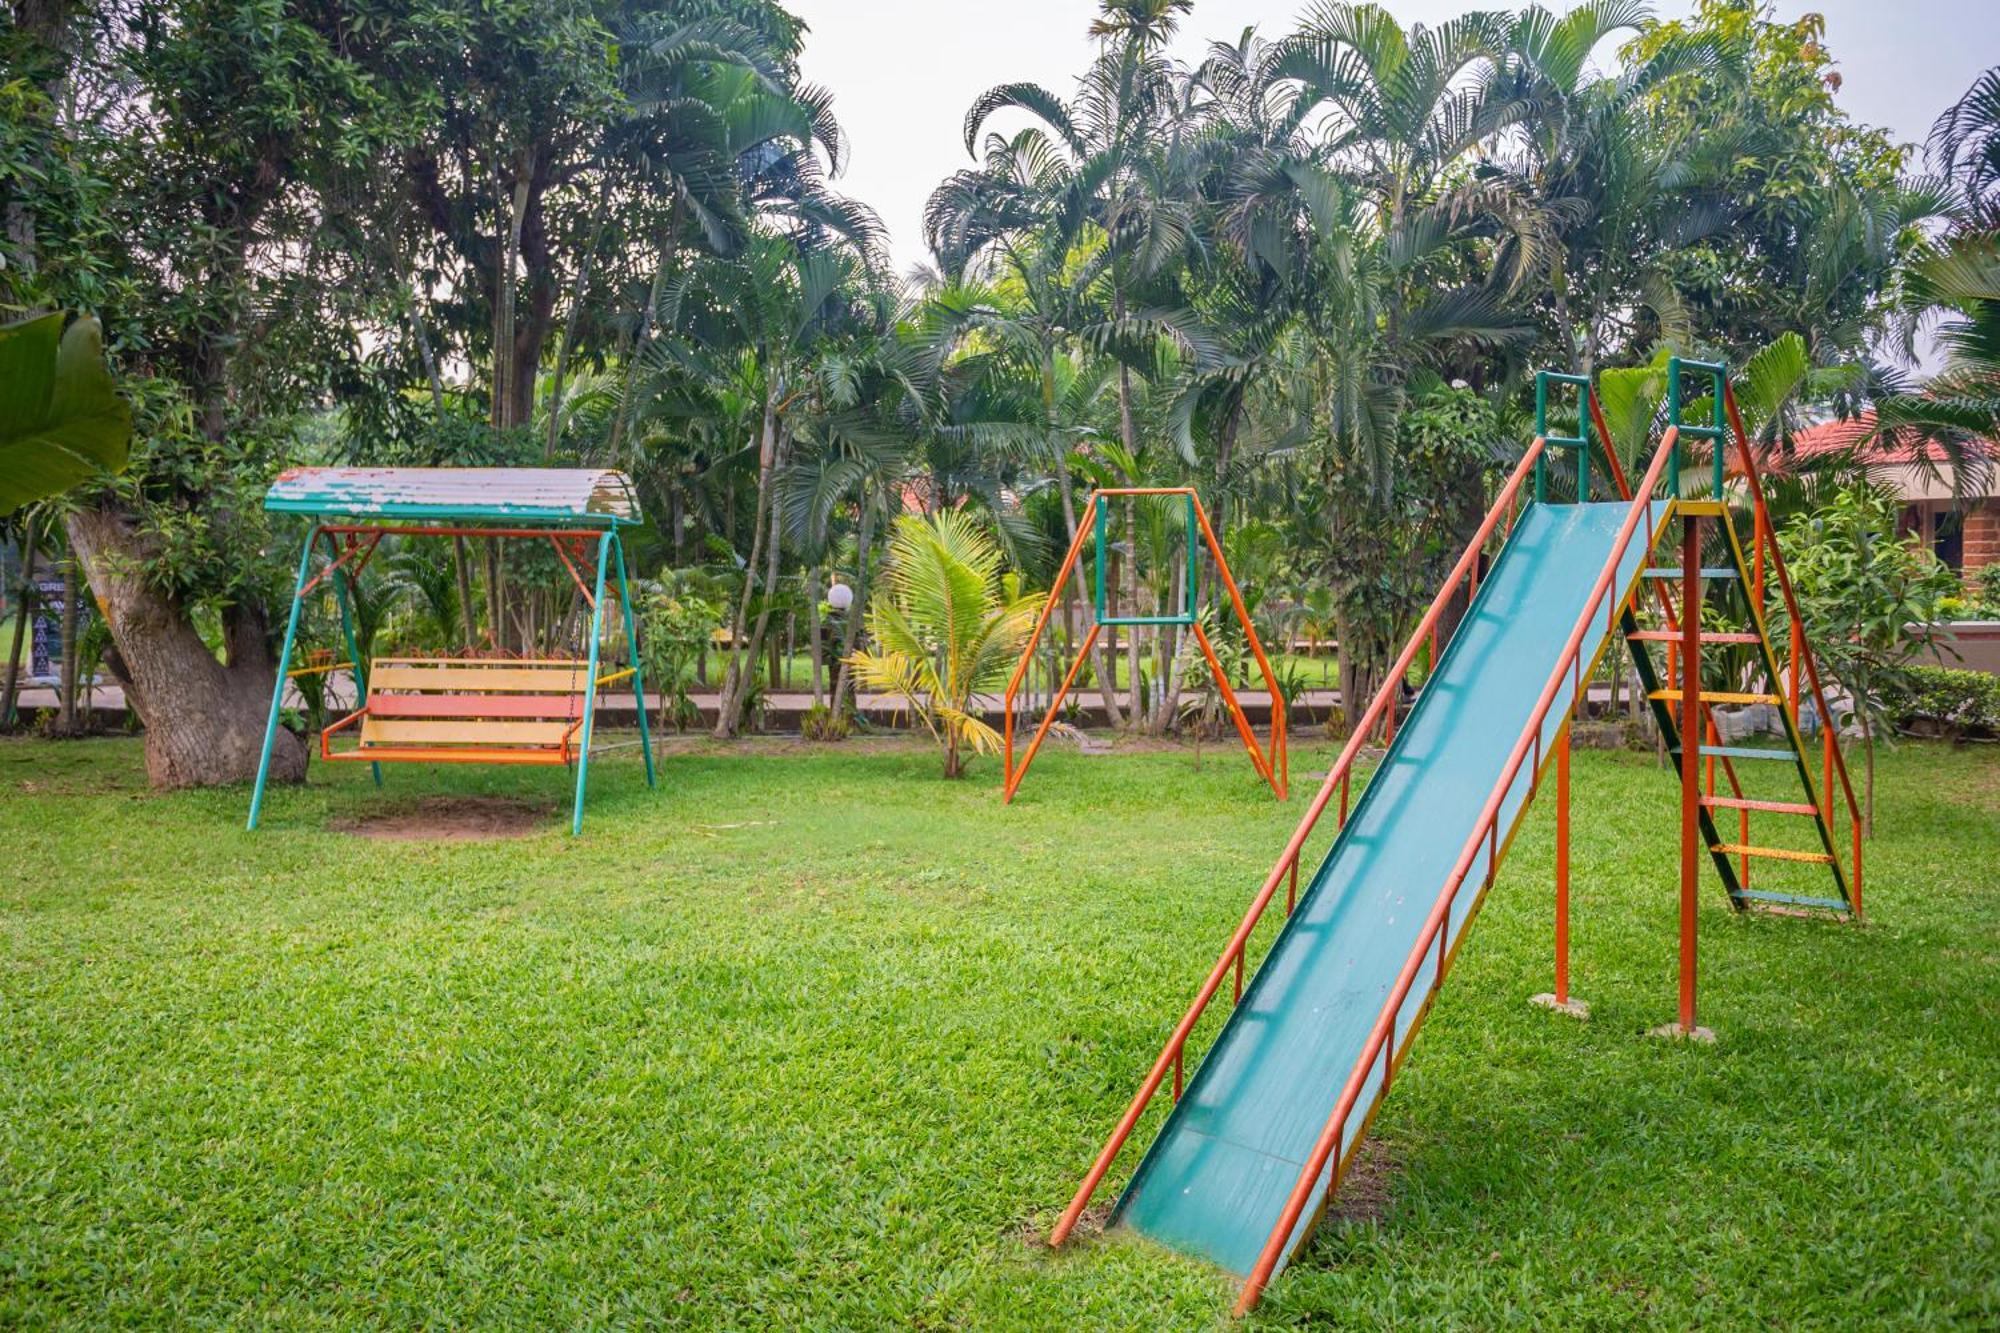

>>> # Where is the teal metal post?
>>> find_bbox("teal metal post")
[1710,372,1728,498]
[570,530,614,835]
[1184,494,1199,616]
[1576,392,1592,504]
[612,530,655,788]
[1092,495,1109,618]
[322,533,380,788]
[1666,359,1683,495]
[1533,373,1549,503]
[247,526,318,830]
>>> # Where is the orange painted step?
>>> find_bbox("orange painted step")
[1627,630,1761,644]
[1650,690,1784,705]
[1701,795,1819,816]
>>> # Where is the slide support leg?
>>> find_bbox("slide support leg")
[1667,515,1712,1041]
[1555,719,1571,1003]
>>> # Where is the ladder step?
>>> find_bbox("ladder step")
[1738,889,1851,912]
[1710,843,1835,864]
[1650,690,1784,705]
[1701,795,1820,816]
[1644,567,1738,579]
[1627,630,1761,644]
[1697,745,1797,761]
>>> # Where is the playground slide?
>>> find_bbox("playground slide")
[1112,497,1667,1276]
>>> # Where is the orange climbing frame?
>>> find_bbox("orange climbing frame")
[1001,488,1287,802]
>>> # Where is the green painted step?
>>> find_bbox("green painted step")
[1739,889,1850,912]
[1695,744,1798,761]
[1643,566,1738,579]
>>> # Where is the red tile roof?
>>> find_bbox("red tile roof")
[1780,413,1988,466]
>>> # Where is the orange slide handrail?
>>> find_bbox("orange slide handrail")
[1047,436,1548,1250]
[1232,428,1680,1314]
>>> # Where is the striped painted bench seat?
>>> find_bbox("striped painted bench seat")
[320,658,616,766]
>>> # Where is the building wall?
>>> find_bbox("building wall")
[1967,509,2000,573]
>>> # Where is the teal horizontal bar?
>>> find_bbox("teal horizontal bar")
[1538,372,1591,386]
[1675,425,1722,439]
[1739,890,1849,911]
[1100,614,1196,626]
[1644,567,1738,579]
[1677,358,1727,375]
[1699,745,1797,761]
[1544,435,1588,448]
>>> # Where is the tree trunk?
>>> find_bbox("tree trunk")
[1056,456,1120,728]
[1859,709,1874,838]
[453,536,477,649]
[66,504,306,787]
[1124,501,1143,726]
[55,549,78,734]
[1333,609,1383,741]
[607,214,680,466]
[830,490,875,717]
[492,167,531,432]
[483,538,504,653]
[2,524,38,728]
[543,197,611,459]
[716,385,782,737]
[806,569,824,705]
[1113,287,1142,726]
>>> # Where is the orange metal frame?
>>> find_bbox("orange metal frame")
[1002,488,1287,803]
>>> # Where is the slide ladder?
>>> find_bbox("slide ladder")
[1046,363,1860,1313]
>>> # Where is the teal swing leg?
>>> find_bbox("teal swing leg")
[613,531,655,788]
[248,526,318,830]
[571,531,614,835]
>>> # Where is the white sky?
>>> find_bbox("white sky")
[790,0,2000,275]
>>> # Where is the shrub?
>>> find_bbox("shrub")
[845,511,1042,779]
[638,585,722,732]
[1891,666,2000,741]
[799,703,851,742]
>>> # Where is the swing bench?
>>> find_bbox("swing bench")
[247,467,656,835]
[319,656,634,767]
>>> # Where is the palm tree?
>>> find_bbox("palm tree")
[1929,64,2000,232]
[929,4,1225,729]
[908,247,1134,727]
[1877,234,2000,464]
[1491,1,1719,369]
[846,510,1045,779]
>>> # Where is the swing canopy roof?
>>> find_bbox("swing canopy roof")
[265,467,641,528]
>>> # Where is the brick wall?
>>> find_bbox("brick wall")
[1966,509,2000,573]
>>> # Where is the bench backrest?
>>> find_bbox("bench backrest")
[360,658,590,752]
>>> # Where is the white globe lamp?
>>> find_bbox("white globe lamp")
[826,580,855,613]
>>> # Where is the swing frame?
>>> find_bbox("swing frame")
[1002,487,1288,803]
[246,467,656,835]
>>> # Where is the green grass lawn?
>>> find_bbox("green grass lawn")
[1,733,1995,1326]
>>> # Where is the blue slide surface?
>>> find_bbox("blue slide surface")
[1112,499,1664,1275]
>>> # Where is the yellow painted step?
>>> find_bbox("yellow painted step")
[1649,690,1784,705]
[1710,842,1835,864]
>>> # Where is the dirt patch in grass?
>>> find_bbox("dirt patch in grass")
[1327,1138,1399,1226]
[332,796,555,842]
[1014,1201,1111,1249]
